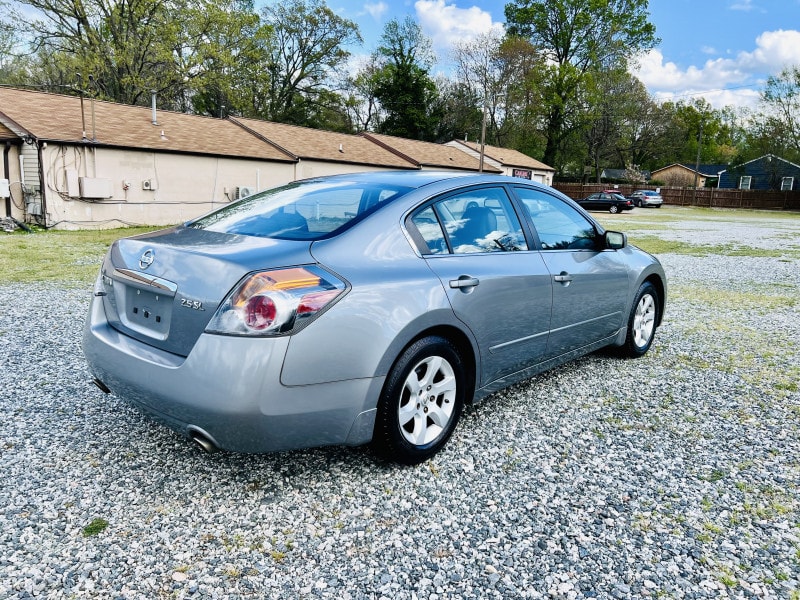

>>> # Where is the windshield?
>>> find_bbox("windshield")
[189,179,413,240]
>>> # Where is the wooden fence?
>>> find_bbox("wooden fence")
[553,183,800,211]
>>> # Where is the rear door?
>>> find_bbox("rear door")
[407,185,553,386]
[512,186,628,357]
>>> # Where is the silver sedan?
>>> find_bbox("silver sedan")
[83,171,666,464]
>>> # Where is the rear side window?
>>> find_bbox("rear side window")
[190,179,412,240]
[410,187,528,254]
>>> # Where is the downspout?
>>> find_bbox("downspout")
[3,141,10,217]
[37,140,48,227]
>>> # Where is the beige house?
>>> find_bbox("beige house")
[361,132,502,173]
[2,87,558,230]
[445,139,555,184]
[0,87,297,229]
[651,163,724,188]
[230,118,416,180]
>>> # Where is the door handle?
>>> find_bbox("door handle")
[449,276,480,289]
[553,272,573,284]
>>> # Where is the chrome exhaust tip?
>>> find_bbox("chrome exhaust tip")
[91,378,111,394]
[189,430,218,454]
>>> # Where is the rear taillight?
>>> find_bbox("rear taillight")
[206,266,347,336]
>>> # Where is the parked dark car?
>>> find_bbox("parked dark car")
[83,171,666,464]
[628,190,664,208]
[577,192,634,213]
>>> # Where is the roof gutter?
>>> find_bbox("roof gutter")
[3,141,10,217]
[36,139,48,226]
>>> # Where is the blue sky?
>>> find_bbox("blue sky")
[327,0,800,110]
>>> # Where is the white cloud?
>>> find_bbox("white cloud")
[414,0,504,53]
[363,2,388,20]
[632,30,800,109]
[729,0,755,11]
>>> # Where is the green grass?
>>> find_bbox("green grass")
[82,517,109,537]
[594,206,800,257]
[622,235,800,259]
[0,226,163,285]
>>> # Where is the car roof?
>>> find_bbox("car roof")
[299,170,491,190]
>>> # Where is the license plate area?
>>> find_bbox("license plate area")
[123,286,172,338]
[107,269,178,341]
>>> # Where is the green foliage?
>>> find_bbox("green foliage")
[82,517,109,537]
[0,226,161,285]
[259,0,361,127]
[743,67,800,164]
[371,17,442,141]
[504,0,658,171]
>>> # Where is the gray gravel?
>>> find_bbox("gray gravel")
[1,211,799,599]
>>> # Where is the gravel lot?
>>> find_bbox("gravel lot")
[1,210,799,599]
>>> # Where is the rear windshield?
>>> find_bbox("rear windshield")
[189,179,412,240]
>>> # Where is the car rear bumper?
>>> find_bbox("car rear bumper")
[82,295,381,453]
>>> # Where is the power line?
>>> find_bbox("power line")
[651,83,761,101]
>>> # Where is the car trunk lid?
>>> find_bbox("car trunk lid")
[98,226,315,356]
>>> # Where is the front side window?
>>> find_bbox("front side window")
[409,187,528,254]
[781,177,794,191]
[514,186,598,251]
[740,176,752,190]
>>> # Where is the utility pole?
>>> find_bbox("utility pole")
[479,87,488,173]
[692,122,703,205]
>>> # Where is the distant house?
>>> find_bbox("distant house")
[717,154,800,191]
[599,167,651,183]
[444,140,554,184]
[651,163,729,188]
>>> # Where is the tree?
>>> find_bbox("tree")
[1,0,264,111]
[434,77,482,143]
[744,66,800,164]
[504,0,658,172]
[371,17,442,141]
[260,0,361,126]
[580,70,680,179]
[451,31,507,146]
[342,54,383,132]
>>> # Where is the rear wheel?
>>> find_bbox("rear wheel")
[609,205,619,214]
[373,336,465,465]
[620,282,658,358]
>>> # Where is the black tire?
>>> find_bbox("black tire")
[620,282,659,358]
[609,205,619,214]
[372,336,466,465]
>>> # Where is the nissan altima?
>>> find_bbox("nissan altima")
[83,171,666,464]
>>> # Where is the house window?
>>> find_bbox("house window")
[739,176,751,190]
[781,177,794,191]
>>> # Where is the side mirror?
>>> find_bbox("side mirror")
[604,230,627,250]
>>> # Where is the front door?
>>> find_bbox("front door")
[513,186,628,357]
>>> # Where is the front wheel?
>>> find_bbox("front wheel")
[372,336,466,465]
[620,282,659,358]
